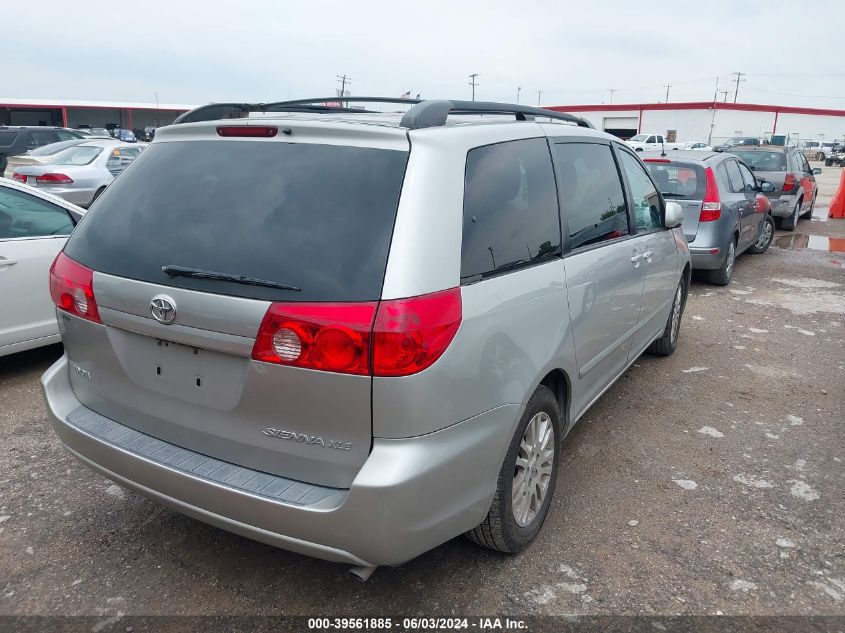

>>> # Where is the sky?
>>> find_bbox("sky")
[3,0,844,109]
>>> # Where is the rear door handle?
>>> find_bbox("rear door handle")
[0,258,18,267]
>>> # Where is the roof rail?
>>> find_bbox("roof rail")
[400,100,594,129]
[173,97,593,129]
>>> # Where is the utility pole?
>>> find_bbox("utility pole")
[517,86,521,104]
[537,90,542,105]
[468,73,479,101]
[720,90,729,102]
[731,71,746,103]
[609,88,617,104]
[336,74,351,106]
[664,83,671,103]
[712,77,719,102]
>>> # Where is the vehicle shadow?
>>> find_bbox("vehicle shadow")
[0,344,63,381]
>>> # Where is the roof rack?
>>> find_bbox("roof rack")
[172,97,594,130]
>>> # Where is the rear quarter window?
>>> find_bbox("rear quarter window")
[0,131,17,148]
[461,137,560,281]
[64,140,409,302]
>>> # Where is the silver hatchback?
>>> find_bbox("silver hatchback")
[42,98,691,572]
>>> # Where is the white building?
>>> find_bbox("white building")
[547,101,845,146]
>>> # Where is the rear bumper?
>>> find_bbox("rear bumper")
[688,247,723,270]
[768,195,797,218]
[42,355,519,566]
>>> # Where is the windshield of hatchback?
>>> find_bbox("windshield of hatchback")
[644,161,705,199]
[51,146,103,166]
[629,134,648,142]
[65,140,409,302]
[730,150,786,171]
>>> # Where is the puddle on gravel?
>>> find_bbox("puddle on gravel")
[773,234,845,253]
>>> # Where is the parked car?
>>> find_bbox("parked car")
[13,141,144,208]
[0,178,84,357]
[642,150,775,285]
[141,126,157,142]
[0,126,84,176]
[626,133,683,152]
[113,129,137,143]
[825,148,845,167]
[683,142,712,151]
[727,146,821,230]
[713,137,764,152]
[800,141,840,162]
[3,139,92,180]
[41,97,691,572]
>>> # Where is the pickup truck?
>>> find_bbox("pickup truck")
[625,133,683,152]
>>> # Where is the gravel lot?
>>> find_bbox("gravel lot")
[1,166,843,622]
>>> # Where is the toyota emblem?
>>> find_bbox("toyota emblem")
[150,295,177,324]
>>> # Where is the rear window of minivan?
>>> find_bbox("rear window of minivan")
[64,140,409,302]
[644,161,705,200]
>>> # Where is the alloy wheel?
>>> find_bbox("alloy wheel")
[725,240,736,279]
[670,283,683,343]
[512,412,555,528]
[755,219,773,251]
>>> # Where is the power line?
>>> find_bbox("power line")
[742,85,845,100]
[468,73,479,101]
[336,74,351,106]
[731,71,746,103]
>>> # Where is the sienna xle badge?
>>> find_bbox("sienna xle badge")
[42,97,690,576]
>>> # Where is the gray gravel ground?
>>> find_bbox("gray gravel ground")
[1,167,843,622]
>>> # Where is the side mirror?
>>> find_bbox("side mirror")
[664,201,684,228]
[812,167,822,175]
[759,180,776,193]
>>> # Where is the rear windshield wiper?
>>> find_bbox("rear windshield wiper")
[161,265,302,291]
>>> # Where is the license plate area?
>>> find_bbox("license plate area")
[106,328,246,409]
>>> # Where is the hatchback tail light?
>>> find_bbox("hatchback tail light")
[49,252,101,323]
[251,288,462,377]
[36,173,73,184]
[783,173,797,192]
[700,166,721,222]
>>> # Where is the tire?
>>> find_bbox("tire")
[801,194,816,220]
[781,199,801,231]
[647,275,687,356]
[466,385,560,553]
[817,152,825,161]
[707,236,736,286]
[748,215,775,254]
[825,159,833,167]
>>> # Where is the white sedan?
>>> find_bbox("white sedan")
[12,140,142,208]
[0,177,84,357]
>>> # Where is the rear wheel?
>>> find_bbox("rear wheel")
[707,237,736,286]
[781,199,801,231]
[826,159,833,167]
[466,385,560,553]
[647,275,687,356]
[748,215,775,254]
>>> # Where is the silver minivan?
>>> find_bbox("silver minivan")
[42,98,691,573]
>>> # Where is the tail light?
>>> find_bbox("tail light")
[12,173,27,183]
[49,252,101,323]
[372,288,462,376]
[252,302,377,375]
[783,173,797,192]
[700,166,721,222]
[251,288,462,377]
[36,173,73,184]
